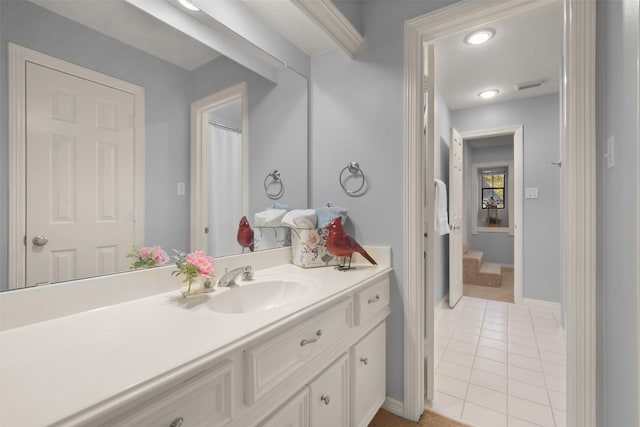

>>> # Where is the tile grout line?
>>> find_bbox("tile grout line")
[529,305,560,427]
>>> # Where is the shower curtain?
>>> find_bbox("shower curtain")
[208,124,243,257]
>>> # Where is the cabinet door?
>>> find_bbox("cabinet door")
[309,354,349,427]
[261,388,310,427]
[351,322,386,427]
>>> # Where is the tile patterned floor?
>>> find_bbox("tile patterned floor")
[430,296,567,427]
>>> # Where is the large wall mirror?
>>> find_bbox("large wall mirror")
[0,0,308,291]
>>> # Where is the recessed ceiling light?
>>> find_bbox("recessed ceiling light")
[178,0,199,11]
[464,29,495,45]
[478,89,500,99]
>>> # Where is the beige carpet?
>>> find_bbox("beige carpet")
[463,267,514,303]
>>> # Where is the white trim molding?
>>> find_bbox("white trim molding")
[403,0,595,424]
[381,397,404,418]
[294,0,364,57]
[8,43,145,290]
[563,0,596,425]
[190,82,248,252]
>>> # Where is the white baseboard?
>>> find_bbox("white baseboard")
[436,295,448,314]
[381,397,404,418]
[521,297,562,312]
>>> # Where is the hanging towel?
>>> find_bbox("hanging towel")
[434,179,450,236]
[281,209,317,228]
[254,209,288,227]
[316,203,348,228]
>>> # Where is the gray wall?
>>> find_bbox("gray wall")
[467,142,514,266]
[452,93,562,303]
[596,0,640,424]
[310,0,457,403]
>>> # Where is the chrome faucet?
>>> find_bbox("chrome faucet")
[217,265,254,287]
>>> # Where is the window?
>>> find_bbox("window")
[481,169,506,209]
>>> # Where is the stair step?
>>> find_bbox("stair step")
[475,262,502,287]
[463,250,484,282]
[480,262,501,275]
[463,250,483,262]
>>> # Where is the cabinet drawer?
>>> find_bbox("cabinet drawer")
[354,277,389,325]
[351,322,386,427]
[106,360,233,427]
[245,298,353,405]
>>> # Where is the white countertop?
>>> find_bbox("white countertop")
[0,262,392,426]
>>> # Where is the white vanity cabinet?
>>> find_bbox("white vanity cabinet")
[260,354,349,427]
[308,354,350,426]
[104,361,234,427]
[351,322,386,427]
[260,388,311,427]
[2,265,392,427]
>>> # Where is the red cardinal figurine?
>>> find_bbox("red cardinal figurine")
[237,216,254,252]
[326,217,377,270]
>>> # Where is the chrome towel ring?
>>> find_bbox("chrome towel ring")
[264,170,284,199]
[339,161,366,195]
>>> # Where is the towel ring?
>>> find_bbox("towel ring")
[339,161,366,195]
[264,170,284,199]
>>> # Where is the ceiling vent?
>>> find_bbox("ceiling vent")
[515,79,545,91]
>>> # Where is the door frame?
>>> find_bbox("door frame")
[461,126,524,304]
[403,0,595,424]
[8,43,145,289]
[189,82,248,252]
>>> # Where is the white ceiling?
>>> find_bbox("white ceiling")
[434,3,563,111]
[31,0,220,70]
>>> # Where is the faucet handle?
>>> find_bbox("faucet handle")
[242,265,254,281]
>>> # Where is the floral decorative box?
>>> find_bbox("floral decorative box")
[254,227,291,251]
[291,228,340,268]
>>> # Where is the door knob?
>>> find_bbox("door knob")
[32,235,49,247]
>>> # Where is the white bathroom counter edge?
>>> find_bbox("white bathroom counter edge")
[1,259,392,426]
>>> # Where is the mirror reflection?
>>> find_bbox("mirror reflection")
[0,0,308,291]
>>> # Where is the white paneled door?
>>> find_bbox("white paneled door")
[26,62,136,286]
[448,128,464,307]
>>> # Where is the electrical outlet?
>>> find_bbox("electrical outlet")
[525,187,539,199]
[605,135,615,169]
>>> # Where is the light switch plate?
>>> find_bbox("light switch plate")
[525,187,539,199]
[177,182,185,196]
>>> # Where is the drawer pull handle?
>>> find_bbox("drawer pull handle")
[300,329,323,346]
[360,357,369,365]
[170,417,184,427]
[321,394,331,405]
[368,294,380,304]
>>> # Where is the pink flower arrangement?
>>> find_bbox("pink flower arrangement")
[172,250,215,294]
[127,245,169,269]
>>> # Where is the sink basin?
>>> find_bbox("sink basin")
[206,279,320,314]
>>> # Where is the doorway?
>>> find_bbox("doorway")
[403,0,596,425]
[458,127,523,306]
[190,82,248,254]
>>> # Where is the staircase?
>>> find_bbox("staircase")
[463,241,502,287]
